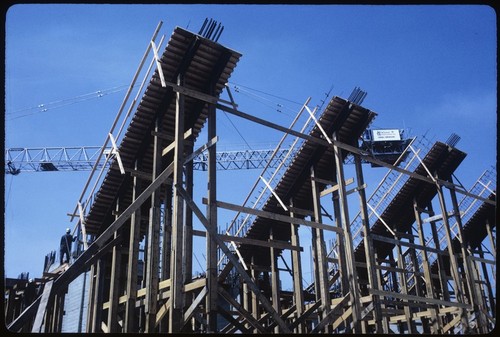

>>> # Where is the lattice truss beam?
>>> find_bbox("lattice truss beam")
[4,146,294,174]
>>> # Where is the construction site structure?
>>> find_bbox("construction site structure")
[5,20,496,334]
[4,127,408,174]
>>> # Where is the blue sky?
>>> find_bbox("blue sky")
[4,4,497,279]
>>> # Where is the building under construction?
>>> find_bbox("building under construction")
[5,21,496,334]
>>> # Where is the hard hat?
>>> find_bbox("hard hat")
[66,228,71,233]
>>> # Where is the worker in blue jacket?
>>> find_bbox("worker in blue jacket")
[60,228,75,264]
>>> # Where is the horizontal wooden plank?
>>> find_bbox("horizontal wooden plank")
[202,198,343,234]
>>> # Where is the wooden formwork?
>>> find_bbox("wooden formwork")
[5,23,496,334]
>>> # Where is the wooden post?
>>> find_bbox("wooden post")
[485,219,496,256]
[206,85,218,333]
[242,280,250,331]
[427,202,451,304]
[395,237,414,333]
[159,183,172,332]
[144,117,162,332]
[107,198,122,332]
[269,227,282,333]
[289,198,304,333]
[354,154,384,333]
[448,180,485,331]
[90,259,105,332]
[373,251,390,332]
[169,73,185,332]
[124,161,141,332]
[85,264,96,332]
[310,166,331,328]
[251,256,260,333]
[331,172,349,299]
[478,249,496,323]
[332,132,361,332]
[413,199,441,333]
[435,183,469,331]
[183,143,194,320]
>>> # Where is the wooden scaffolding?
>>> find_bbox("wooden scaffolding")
[5,22,496,334]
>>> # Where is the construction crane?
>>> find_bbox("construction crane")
[5,128,412,175]
[4,146,294,174]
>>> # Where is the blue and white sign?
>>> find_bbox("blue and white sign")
[372,129,401,141]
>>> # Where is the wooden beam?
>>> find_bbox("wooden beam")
[177,185,291,333]
[217,233,303,251]
[371,233,442,254]
[216,102,495,205]
[289,300,321,330]
[182,286,208,326]
[161,128,192,157]
[319,177,354,197]
[311,294,350,333]
[216,305,252,334]
[218,286,267,333]
[31,280,53,333]
[201,197,343,234]
[369,289,472,309]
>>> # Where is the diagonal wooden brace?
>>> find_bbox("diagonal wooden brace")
[108,133,125,175]
[175,184,291,333]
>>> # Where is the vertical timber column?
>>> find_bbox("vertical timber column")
[182,144,194,332]
[485,219,496,256]
[479,249,496,317]
[289,198,304,333]
[85,264,96,332]
[125,161,141,332]
[144,117,163,332]
[206,84,218,333]
[428,202,451,303]
[395,238,414,333]
[354,155,384,333]
[184,143,194,287]
[159,184,172,332]
[162,185,173,280]
[169,73,186,333]
[413,199,441,333]
[332,132,361,332]
[373,251,390,331]
[251,256,260,332]
[310,166,331,325]
[124,160,141,333]
[242,281,250,331]
[90,259,105,332]
[435,183,469,331]
[331,173,349,297]
[269,227,282,333]
[107,198,122,332]
[449,182,487,333]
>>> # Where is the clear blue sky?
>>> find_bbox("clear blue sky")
[4,4,497,279]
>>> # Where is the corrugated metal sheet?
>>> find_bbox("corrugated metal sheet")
[84,27,241,235]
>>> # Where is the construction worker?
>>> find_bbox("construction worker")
[60,228,75,265]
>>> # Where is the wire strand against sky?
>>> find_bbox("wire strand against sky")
[6,84,130,121]
[228,81,304,105]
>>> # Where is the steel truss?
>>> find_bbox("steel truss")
[4,147,294,174]
[5,23,496,334]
